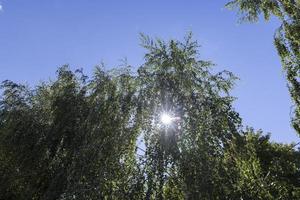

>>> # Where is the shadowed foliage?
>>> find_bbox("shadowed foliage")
[0,34,299,199]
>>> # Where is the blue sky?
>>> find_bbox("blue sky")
[0,0,298,143]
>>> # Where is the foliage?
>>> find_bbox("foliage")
[137,33,241,199]
[226,0,300,135]
[0,65,141,199]
[224,128,300,199]
[0,34,299,199]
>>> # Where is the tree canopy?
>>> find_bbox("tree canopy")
[0,34,299,199]
[226,0,300,135]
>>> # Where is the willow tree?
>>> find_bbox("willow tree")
[226,0,300,135]
[223,128,300,199]
[3,33,299,200]
[0,66,142,200]
[137,33,242,199]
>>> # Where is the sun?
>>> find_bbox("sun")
[160,113,173,125]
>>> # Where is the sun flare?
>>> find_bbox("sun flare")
[160,113,173,125]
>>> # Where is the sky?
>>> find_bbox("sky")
[0,0,298,143]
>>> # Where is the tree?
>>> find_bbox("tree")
[137,33,241,199]
[1,33,299,199]
[0,66,141,199]
[224,128,300,199]
[226,0,300,135]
